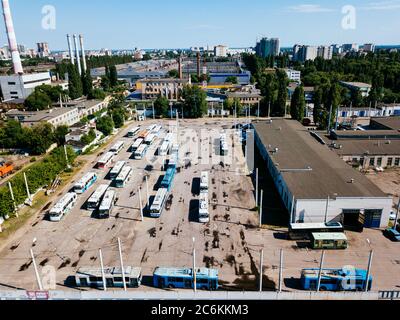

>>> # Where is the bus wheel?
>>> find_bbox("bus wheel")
[168,284,175,289]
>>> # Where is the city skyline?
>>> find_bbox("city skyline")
[0,0,399,51]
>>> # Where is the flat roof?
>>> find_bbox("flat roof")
[331,130,400,140]
[340,81,372,88]
[6,107,78,122]
[253,119,388,199]
[370,117,400,131]
[311,232,347,240]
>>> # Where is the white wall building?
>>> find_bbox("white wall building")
[214,45,228,57]
[285,69,301,83]
[0,72,51,101]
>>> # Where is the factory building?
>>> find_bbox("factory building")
[253,119,392,229]
[136,78,188,100]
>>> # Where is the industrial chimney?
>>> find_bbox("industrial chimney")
[1,0,23,74]
[196,52,201,78]
[79,34,87,73]
[66,34,75,65]
[73,34,82,75]
[178,55,183,79]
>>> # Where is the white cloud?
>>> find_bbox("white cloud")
[361,0,400,10]
[288,4,335,13]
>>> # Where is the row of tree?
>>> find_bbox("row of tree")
[0,146,76,218]
[0,120,69,155]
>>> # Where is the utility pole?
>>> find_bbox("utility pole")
[327,104,333,134]
[365,250,373,292]
[259,249,264,292]
[99,249,107,291]
[64,145,71,169]
[152,101,155,120]
[145,176,150,208]
[324,196,330,223]
[257,101,260,118]
[259,190,264,227]
[316,251,325,292]
[117,238,127,291]
[394,198,400,231]
[268,102,271,118]
[8,182,18,217]
[255,168,259,206]
[23,172,32,205]
[30,249,43,291]
[278,249,283,293]
[170,103,173,120]
[138,187,144,221]
[192,237,196,293]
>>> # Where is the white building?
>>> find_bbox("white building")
[363,43,375,52]
[214,45,228,57]
[317,45,333,60]
[285,69,301,83]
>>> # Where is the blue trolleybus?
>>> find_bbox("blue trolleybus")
[300,267,372,291]
[161,167,176,191]
[153,267,219,290]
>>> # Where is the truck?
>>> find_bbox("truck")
[0,162,14,179]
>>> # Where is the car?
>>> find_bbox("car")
[389,211,397,221]
[383,228,400,242]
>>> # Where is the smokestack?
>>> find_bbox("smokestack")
[79,34,87,73]
[196,52,201,78]
[66,34,75,65]
[1,0,23,74]
[73,34,82,75]
[178,56,182,79]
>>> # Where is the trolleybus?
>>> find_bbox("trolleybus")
[109,161,126,180]
[134,144,148,160]
[127,126,140,138]
[49,192,77,222]
[149,188,168,218]
[74,172,97,194]
[288,222,344,240]
[153,267,219,290]
[115,166,133,188]
[97,152,115,169]
[200,171,209,192]
[131,138,143,152]
[199,192,209,223]
[75,266,142,288]
[144,133,157,145]
[161,167,175,191]
[110,141,125,154]
[98,189,116,218]
[310,232,348,250]
[159,140,171,156]
[86,184,109,210]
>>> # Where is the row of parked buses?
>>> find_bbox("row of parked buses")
[199,171,210,223]
[220,132,228,156]
[73,266,219,291]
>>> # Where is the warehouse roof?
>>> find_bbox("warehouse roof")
[253,119,388,199]
[370,117,400,131]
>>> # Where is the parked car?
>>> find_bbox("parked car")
[383,228,400,242]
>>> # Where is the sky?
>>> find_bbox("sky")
[0,0,399,50]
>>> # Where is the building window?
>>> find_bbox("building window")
[387,157,393,166]
[8,82,16,85]
[395,158,400,166]
[377,157,382,166]
[369,158,375,166]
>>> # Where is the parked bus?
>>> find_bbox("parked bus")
[97,152,115,169]
[98,189,116,218]
[151,125,162,134]
[300,267,372,291]
[310,232,348,250]
[75,266,142,288]
[109,161,126,180]
[149,188,168,218]
[74,172,97,194]
[49,193,77,222]
[153,267,219,290]
[168,155,177,170]
[137,130,149,140]
[147,124,157,132]
[200,171,209,192]
[159,140,171,156]
[199,192,209,223]
[127,126,140,138]
[131,138,143,152]
[86,184,109,211]
[164,132,174,142]
[161,168,176,191]
[288,222,344,240]
[110,141,125,154]
[115,166,133,188]
[145,133,157,145]
[134,144,149,160]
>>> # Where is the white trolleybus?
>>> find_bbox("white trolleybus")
[220,133,228,156]
[115,166,133,188]
[200,171,209,192]
[151,125,162,134]
[49,192,77,222]
[74,172,97,194]
[134,144,149,160]
[147,124,157,132]
[86,184,109,211]
[98,189,116,218]
[199,192,209,223]
[97,152,115,169]
[75,266,142,288]
[164,132,174,142]
[131,138,143,153]
[109,161,126,180]
[159,140,171,156]
[150,188,168,218]
[127,126,140,138]
[110,141,125,155]
[144,133,157,145]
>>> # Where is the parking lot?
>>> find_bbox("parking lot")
[0,118,399,292]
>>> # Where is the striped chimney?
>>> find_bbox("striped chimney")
[73,34,82,75]
[67,34,75,65]
[79,34,87,73]
[1,0,23,74]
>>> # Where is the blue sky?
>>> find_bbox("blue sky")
[1,0,399,50]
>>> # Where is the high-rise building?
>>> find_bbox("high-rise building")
[255,37,280,58]
[37,42,50,57]
[317,45,333,60]
[342,43,359,53]
[363,43,375,52]
[214,45,228,57]
[293,45,317,62]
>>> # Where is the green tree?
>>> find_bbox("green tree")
[154,96,169,117]
[68,64,83,99]
[313,86,324,126]
[80,128,96,145]
[225,76,238,84]
[168,69,179,78]
[273,70,288,116]
[109,65,118,87]
[290,86,305,122]
[96,115,114,136]
[82,69,93,96]
[89,88,107,100]
[101,76,110,91]
[111,109,125,128]
[54,125,69,146]
[182,85,207,118]
[26,123,56,155]
[24,90,52,111]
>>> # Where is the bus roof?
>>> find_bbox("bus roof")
[77,266,141,278]
[110,161,125,173]
[110,141,124,151]
[311,232,347,241]
[51,193,76,213]
[129,126,140,133]
[200,172,208,185]
[154,267,218,278]
[164,133,174,142]
[151,188,168,207]
[135,144,148,154]
[145,133,156,142]
[88,184,109,202]
[132,138,143,148]
[99,189,115,210]
[290,222,343,230]
[98,152,114,164]
[199,193,209,212]
[116,166,132,181]
[75,172,96,187]
[301,267,370,279]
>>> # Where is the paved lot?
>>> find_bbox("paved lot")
[0,118,399,293]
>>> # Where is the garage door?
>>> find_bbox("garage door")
[364,209,382,228]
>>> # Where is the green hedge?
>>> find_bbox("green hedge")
[0,146,77,218]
